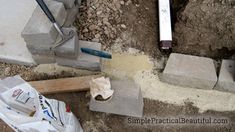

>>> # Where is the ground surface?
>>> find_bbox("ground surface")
[76,0,235,59]
[1,91,235,131]
[0,0,235,131]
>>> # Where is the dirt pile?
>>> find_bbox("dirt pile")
[75,0,126,50]
[76,0,161,57]
[76,0,235,59]
[173,0,235,58]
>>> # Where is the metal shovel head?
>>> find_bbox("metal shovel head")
[52,30,75,49]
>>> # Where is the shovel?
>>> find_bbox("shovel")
[36,0,74,48]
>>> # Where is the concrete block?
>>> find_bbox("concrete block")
[76,0,81,6]
[26,44,54,55]
[160,53,217,89]
[21,0,67,45]
[89,80,143,117]
[63,5,79,27]
[54,27,79,59]
[56,40,101,71]
[215,60,235,93]
[32,54,55,64]
[55,0,75,9]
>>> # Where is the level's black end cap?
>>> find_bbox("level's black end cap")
[160,41,172,54]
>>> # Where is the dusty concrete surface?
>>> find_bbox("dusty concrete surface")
[0,0,36,65]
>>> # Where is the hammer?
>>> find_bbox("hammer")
[35,0,74,48]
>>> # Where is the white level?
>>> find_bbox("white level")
[159,0,172,41]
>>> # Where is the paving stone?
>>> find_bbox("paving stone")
[32,54,55,64]
[54,27,79,59]
[56,40,102,71]
[63,5,79,27]
[21,0,67,46]
[55,0,75,9]
[89,80,143,117]
[160,53,217,89]
[215,60,235,94]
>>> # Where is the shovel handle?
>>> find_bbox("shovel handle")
[36,0,56,23]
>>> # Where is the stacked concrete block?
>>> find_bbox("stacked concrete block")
[63,4,79,27]
[21,0,103,71]
[89,80,144,117]
[76,0,82,6]
[22,0,67,45]
[21,0,67,64]
[160,53,218,89]
[54,27,79,59]
[215,60,235,94]
[55,0,75,9]
[32,54,56,64]
[56,41,102,71]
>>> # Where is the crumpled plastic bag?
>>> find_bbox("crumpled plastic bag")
[89,77,114,100]
[0,76,83,132]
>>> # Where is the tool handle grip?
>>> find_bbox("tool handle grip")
[81,48,112,59]
[35,0,56,23]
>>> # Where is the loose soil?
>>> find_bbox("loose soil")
[76,0,235,59]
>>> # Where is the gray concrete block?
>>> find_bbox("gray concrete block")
[215,60,235,93]
[21,0,67,45]
[55,0,75,9]
[63,5,79,27]
[160,53,217,89]
[89,80,143,117]
[32,54,55,64]
[27,44,54,55]
[76,0,81,6]
[54,27,79,59]
[56,40,101,71]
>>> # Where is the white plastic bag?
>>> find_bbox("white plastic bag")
[0,76,83,132]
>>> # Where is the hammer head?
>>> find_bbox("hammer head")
[52,27,76,49]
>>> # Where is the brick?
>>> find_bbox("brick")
[32,54,55,64]
[21,0,67,46]
[215,60,235,93]
[89,80,143,117]
[63,5,79,27]
[160,53,217,89]
[56,40,101,71]
[55,0,75,9]
[54,27,79,59]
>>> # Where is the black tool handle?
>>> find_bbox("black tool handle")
[36,0,56,23]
